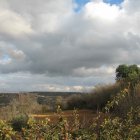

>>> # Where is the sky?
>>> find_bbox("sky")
[0,0,140,92]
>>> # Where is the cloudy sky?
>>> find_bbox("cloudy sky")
[0,0,140,92]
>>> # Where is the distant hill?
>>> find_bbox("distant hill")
[0,91,83,107]
[31,91,83,97]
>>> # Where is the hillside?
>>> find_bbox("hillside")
[0,91,82,107]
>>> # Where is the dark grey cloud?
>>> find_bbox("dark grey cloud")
[0,0,140,91]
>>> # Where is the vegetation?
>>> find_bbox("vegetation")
[116,64,140,86]
[0,64,139,139]
[0,92,81,113]
[0,87,139,139]
[65,83,120,110]
[114,64,140,116]
[10,114,29,131]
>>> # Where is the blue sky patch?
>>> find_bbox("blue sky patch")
[74,0,124,12]
[74,0,90,12]
[103,0,124,5]
[3,54,9,59]
[2,54,10,61]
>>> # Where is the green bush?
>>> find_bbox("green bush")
[10,114,29,131]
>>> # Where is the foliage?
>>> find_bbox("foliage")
[0,120,15,140]
[10,114,29,131]
[0,94,42,120]
[0,90,139,139]
[104,88,128,113]
[66,83,120,110]
[91,87,140,140]
[116,64,140,89]
[0,87,140,140]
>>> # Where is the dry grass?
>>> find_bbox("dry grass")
[30,110,102,128]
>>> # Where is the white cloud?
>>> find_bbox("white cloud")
[0,9,34,36]
[0,0,140,91]
[34,84,92,92]
[73,66,115,77]
[0,41,26,62]
[84,1,121,21]
[8,49,26,60]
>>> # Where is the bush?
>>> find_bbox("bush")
[66,83,121,111]
[66,94,86,109]
[10,114,29,131]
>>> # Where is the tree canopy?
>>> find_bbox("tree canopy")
[116,64,140,88]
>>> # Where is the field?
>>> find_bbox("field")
[30,109,99,127]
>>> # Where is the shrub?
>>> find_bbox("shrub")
[10,114,29,131]
[66,83,121,111]
[66,94,87,109]
[0,120,15,139]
